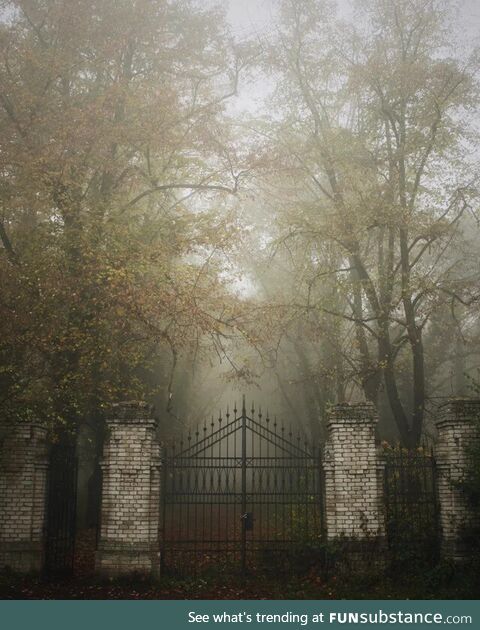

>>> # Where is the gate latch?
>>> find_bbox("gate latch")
[241,512,254,530]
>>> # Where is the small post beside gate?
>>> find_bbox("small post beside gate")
[435,399,480,562]
[0,419,49,573]
[322,403,386,567]
[95,402,161,578]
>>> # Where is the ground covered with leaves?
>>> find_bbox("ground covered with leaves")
[1,563,479,600]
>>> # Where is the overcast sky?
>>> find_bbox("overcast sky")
[225,0,480,39]
[221,0,480,115]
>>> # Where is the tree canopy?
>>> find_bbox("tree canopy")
[1,0,479,445]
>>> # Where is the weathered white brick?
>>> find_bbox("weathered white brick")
[95,401,161,578]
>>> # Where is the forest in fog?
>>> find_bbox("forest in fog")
[1,0,480,449]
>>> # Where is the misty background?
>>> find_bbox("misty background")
[1,0,480,527]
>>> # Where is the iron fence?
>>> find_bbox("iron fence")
[44,437,78,576]
[383,444,440,567]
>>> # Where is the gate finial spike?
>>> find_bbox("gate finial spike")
[242,394,246,415]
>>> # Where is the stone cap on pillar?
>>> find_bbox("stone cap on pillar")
[107,401,155,425]
[436,398,480,430]
[326,402,378,428]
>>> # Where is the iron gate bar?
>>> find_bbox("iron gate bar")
[172,418,311,459]
[173,419,242,457]
[160,397,324,575]
[246,419,311,456]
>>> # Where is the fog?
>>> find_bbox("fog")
[1,0,480,515]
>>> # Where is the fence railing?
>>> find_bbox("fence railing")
[383,444,440,567]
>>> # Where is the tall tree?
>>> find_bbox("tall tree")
[0,0,249,430]
[260,0,479,445]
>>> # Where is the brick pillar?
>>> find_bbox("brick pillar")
[435,399,480,562]
[95,402,161,577]
[0,420,49,573]
[323,403,385,543]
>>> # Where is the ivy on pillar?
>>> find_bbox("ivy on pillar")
[436,399,480,562]
[322,403,385,563]
[0,420,49,573]
[95,401,161,577]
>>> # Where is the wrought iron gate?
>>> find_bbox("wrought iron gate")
[383,445,440,566]
[160,399,325,574]
[45,438,78,576]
